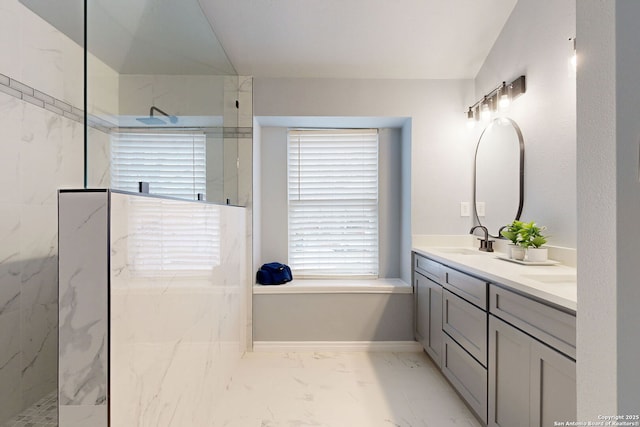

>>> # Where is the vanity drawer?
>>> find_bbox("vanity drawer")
[443,289,487,366]
[489,285,576,359]
[443,266,488,310]
[414,254,443,283]
[442,334,488,424]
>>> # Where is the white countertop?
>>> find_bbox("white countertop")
[413,244,577,313]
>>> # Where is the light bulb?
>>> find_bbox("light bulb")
[466,107,475,128]
[569,37,577,75]
[499,93,510,111]
[498,82,510,111]
[481,103,491,121]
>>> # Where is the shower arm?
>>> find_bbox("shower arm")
[150,106,171,119]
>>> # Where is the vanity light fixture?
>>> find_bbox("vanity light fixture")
[466,107,475,128]
[569,37,577,70]
[498,82,510,111]
[480,97,492,122]
[465,75,526,125]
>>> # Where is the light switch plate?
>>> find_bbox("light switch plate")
[476,202,486,217]
[460,202,470,217]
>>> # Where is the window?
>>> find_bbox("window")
[288,129,379,277]
[110,131,206,200]
[111,131,216,278]
[127,197,221,278]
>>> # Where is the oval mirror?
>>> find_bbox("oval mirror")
[473,117,524,237]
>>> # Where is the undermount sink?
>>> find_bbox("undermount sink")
[433,248,482,255]
[521,274,577,284]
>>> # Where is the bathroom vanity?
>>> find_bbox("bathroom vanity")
[413,244,577,426]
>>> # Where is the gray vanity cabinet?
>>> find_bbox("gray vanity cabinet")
[442,334,488,423]
[413,251,577,427]
[488,285,576,427]
[415,272,443,367]
[413,252,489,424]
[443,288,487,366]
[529,334,576,426]
[488,316,532,427]
[414,254,444,367]
[440,266,489,424]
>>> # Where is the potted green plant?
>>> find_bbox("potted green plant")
[500,220,526,260]
[519,221,548,262]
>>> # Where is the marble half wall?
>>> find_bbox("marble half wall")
[58,190,248,427]
[58,190,109,427]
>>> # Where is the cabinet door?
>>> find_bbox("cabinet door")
[415,272,443,367]
[415,272,429,345]
[427,277,443,366]
[489,316,577,427]
[443,266,488,310]
[443,289,487,366]
[442,335,488,424]
[529,339,576,426]
[414,254,443,283]
[488,316,531,427]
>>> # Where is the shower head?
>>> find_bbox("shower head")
[136,116,168,125]
[136,106,178,125]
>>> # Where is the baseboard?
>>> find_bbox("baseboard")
[251,340,422,353]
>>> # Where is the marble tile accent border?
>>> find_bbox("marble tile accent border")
[85,116,111,134]
[224,126,253,138]
[0,73,252,136]
[0,73,83,125]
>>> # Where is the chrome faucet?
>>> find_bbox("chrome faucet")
[470,225,494,252]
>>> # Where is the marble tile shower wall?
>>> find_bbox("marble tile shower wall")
[0,0,86,424]
[0,79,86,425]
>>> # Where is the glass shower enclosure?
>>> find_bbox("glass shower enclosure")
[22,0,250,205]
[83,0,248,205]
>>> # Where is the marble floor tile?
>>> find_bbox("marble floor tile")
[211,351,482,427]
[4,351,479,427]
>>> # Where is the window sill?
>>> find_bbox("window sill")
[253,278,412,295]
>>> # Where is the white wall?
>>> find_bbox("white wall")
[474,0,577,248]
[577,0,640,416]
[613,2,640,411]
[254,78,475,281]
[253,293,413,342]
[259,127,288,264]
[576,1,617,416]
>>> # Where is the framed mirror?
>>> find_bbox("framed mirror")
[473,117,524,237]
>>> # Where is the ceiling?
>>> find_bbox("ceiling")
[20,0,517,79]
[20,0,237,75]
[198,0,518,79]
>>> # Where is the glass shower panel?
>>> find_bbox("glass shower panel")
[84,0,242,203]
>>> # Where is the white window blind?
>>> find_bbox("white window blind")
[288,129,379,277]
[111,132,206,200]
[128,197,221,278]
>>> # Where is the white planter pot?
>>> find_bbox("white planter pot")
[527,247,548,262]
[511,246,526,261]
